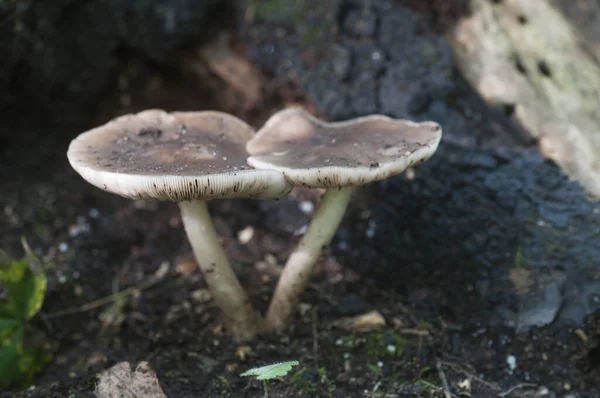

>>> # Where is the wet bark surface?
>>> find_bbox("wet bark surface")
[344,142,600,330]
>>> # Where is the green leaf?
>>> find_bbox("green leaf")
[8,267,47,322]
[0,257,27,284]
[0,248,47,322]
[240,361,299,381]
[0,325,52,389]
[0,243,51,389]
[0,317,20,345]
[0,325,24,387]
[0,317,20,331]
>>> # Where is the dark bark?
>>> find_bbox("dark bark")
[0,0,239,133]
[342,141,600,330]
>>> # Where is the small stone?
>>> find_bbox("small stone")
[191,289,212,303]
[299,201,314,214]
[536,386,550,395]
[237,226,254,244]
[365,220,377,239]
[88,208,100,219]
[458,379,471,391]
[294,224,308,236]
[506,355,517,373]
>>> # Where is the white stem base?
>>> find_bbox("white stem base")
[265,187,353,332]
[178,200,262,341]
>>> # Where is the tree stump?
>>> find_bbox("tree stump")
[449,0,600,197]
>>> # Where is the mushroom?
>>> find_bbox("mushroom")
[246,107,442,332]
[67,109,292,341]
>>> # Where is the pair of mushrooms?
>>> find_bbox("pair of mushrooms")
[67,107,442,342]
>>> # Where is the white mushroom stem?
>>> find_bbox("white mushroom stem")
[265,186,354,332]
[178,200,262,342]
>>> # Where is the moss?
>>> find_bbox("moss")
[214,375,233,397]
[335,329,413,361]
[246,0,303,22]
[513,246,524,268]
[290,367,332,396]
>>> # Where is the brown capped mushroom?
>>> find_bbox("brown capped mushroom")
[68,109,292,341]
[247,107,442,332]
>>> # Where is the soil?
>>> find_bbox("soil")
[2,155,599,398]
[1,1,600,397]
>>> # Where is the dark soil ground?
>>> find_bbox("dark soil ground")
[1,1,600,397]
[3,160,599,398]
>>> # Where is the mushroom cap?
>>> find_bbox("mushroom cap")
[246,108,442,188]
[67,109,292,201]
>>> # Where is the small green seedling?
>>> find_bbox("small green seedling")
[240,360,299,398]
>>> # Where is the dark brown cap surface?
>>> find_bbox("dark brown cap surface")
[68,109,291,201]
[247,108,442,188]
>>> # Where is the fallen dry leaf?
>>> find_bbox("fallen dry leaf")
[235,345,253,360]
[225,362,238,373]
[508,268,534,294]
[254,253,282,276]
[330,310,386,332]
[175,256,197,276]
[575,329,588,342]
[212,324,224,336]
[95,361,166,398]
[199,32,262,109]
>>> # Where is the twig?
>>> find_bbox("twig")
[45,274,166,319]
[436,358,453,398]
[419,379,442,394]
[392,297,421,327]
[397,328,429,337]
[498,382,537,397]
[312,308,319,369]
[441,360,501,391]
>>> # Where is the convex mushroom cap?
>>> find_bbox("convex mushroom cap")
[246,107,442,187]
[67,109,292,201]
